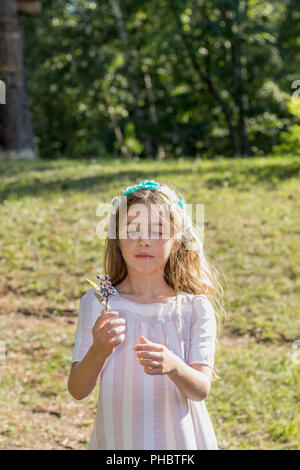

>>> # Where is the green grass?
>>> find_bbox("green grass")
[209,338,299,449]
[0,154,299,449]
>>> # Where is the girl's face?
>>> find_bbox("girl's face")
[118,202,178,274]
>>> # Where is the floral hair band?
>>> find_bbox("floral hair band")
[110,179,192,230]
[111,179,185,210]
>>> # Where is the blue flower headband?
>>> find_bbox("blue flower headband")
[110,179,192,230]
[116,179,185,209]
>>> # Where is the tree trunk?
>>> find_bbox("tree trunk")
[106,97,132,160]
[143,68,166,159]
[0,0,37,160]
[221,2,251,157]
[109,0,154,158]
[170,0,241,157]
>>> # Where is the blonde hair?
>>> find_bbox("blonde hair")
[103,181,227,382]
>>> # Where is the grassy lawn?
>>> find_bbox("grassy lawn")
[0,154,299,449]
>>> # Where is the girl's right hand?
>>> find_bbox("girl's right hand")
[91,309,126,358]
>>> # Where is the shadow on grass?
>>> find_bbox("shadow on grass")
[0,155,121,176]
[0,156,299,202]
[205,158,300,188]
[0,169,186,202]
[0,160,65,176]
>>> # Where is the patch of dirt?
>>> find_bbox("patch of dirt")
[0,293,76,321]
[0,310,95,450]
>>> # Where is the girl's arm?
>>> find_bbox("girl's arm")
[68,344,108,400]
[168,356,211,402]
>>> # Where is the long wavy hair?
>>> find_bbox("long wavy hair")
[103,181,227,382]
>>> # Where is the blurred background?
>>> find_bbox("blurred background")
[0,0,299,450]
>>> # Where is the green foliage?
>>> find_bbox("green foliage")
[19,0,300,159]
[275,91,300,155]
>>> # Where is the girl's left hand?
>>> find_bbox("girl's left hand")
[134,336,177,375]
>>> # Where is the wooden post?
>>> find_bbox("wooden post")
[0,0,37,161]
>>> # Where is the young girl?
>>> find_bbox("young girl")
[68,179,225,450]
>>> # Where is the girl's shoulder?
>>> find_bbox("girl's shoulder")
[78,288,101,321]
[181,292,210,303]
[181,292,215,316]
[81,287,96,304]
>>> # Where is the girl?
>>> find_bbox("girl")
[68,179,226,450]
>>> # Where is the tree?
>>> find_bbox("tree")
[0,0,41,161]
[18,0,296,160]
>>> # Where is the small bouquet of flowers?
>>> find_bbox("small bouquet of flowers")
[86,274,118,311]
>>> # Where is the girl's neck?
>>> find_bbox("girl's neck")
[115,279,177,301]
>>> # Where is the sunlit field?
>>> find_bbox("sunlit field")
[0,155,299,449]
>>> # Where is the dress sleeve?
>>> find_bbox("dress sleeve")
[71,290,95,363]
[187,295,217,369]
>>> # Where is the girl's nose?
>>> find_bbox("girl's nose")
[138,235,150,244]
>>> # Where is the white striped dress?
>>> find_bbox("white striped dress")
[71,288,219,450]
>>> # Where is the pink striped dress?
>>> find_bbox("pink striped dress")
[71,288,219,450]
